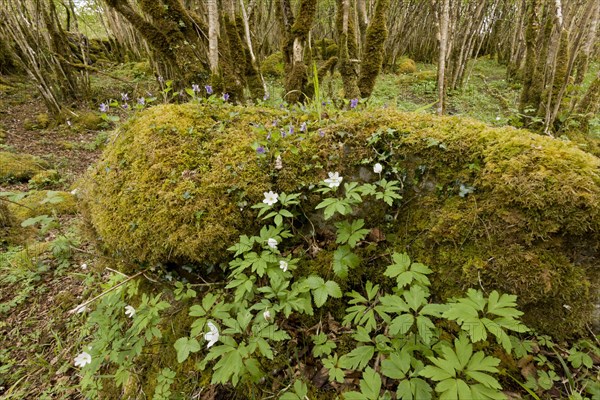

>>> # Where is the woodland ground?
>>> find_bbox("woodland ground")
[0,59,598,399]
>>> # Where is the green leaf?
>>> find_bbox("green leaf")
[174,337,200,363]
[381,351,410,379]
[339,346,375,371]
[359,367,382,400]
[389,314,414,336]
[333,246,360,279]
[325,280,342,298]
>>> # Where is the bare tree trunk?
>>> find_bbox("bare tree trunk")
[434,0,450,115]
[208,0,219,75]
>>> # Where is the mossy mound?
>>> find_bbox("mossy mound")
[7,191,77,223]
[261,52,284,78]
[28,170,61,189]
[0,152,48,183]
[75,112,104,130]
[82,104,600,337]
[394,57,417,74]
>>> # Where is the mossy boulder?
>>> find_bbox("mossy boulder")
[7,191,77,223]
[28,170,61,189]
[261,52,284,78]
[0,152,48,183]
[82,104,600,337]
[75,112,104,130]
[394,57,417,74]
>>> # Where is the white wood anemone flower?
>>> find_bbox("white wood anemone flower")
[74,351,92,368]
[124,305,136,318]
[267,238,278,249]
[324,172,343,188]
[263,309,271,321]
[279,260,288,272]
[263,191,279,206]
[373,163,383,174]
[204,322,220,349]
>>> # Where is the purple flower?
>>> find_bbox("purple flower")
[192,84,200,93]
[223,93,230,101]
[263,93,270,101]
[288,125,294,135]
[281,129,286,138]
[256,146,266,155]
[121,93,129,102]
[205,85,213,95]
[137,97,145,105]
[266,132,272,140]
[300,122,307,132]
[99,103,109,113]
[318,129,325,137]
[350,98,359,109]
[122,103,129,110]
[272,120,278,127]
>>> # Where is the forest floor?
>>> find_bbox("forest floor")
[0,58,598,399]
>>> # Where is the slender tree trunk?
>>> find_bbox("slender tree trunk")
[208,0,219,75]
[435,0,450,115]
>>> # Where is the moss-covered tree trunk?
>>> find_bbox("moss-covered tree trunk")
[336,0,361,100]
[276,0,318,103]
[357,0,390,98]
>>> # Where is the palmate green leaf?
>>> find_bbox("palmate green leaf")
[396,378,433,400]
[323,354,345,383]
[359,367,382,399]
[174,337,201,363]
[343,367,381,400]
[389,314,414,336]
[339,346,375,371]
[333,245,360,279]
[335,219,370,248]
[486,290,522,318]
[312,332,337,357]
[435,378,471,400]
[469,384,507,400]
[211,348,244,386]
[381,351,411,379]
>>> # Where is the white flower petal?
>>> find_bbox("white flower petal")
[74,351,92,368]
[373,163,383,174]
[279,260,288,272]
[124,305,136,318]
[204,322,220,348]
[267,238,278,249]
[263,309,271,320]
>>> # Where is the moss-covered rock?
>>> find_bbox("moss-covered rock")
[261,52,284,78]
[75,111,104,130]
[7,191,77,223]
[82,104,600,337]
[0,152,48,183]
[28,170,61,189]
[393,57,417,74]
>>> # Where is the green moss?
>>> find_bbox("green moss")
[7,191,77,223]
[82,105,600,338]
[262,52,285,78]
[394,57,417,74]
[28,170,61,190]
[0,152,48,183]
[75,111,104,130]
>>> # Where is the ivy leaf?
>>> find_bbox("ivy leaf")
[174,337,200,363]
